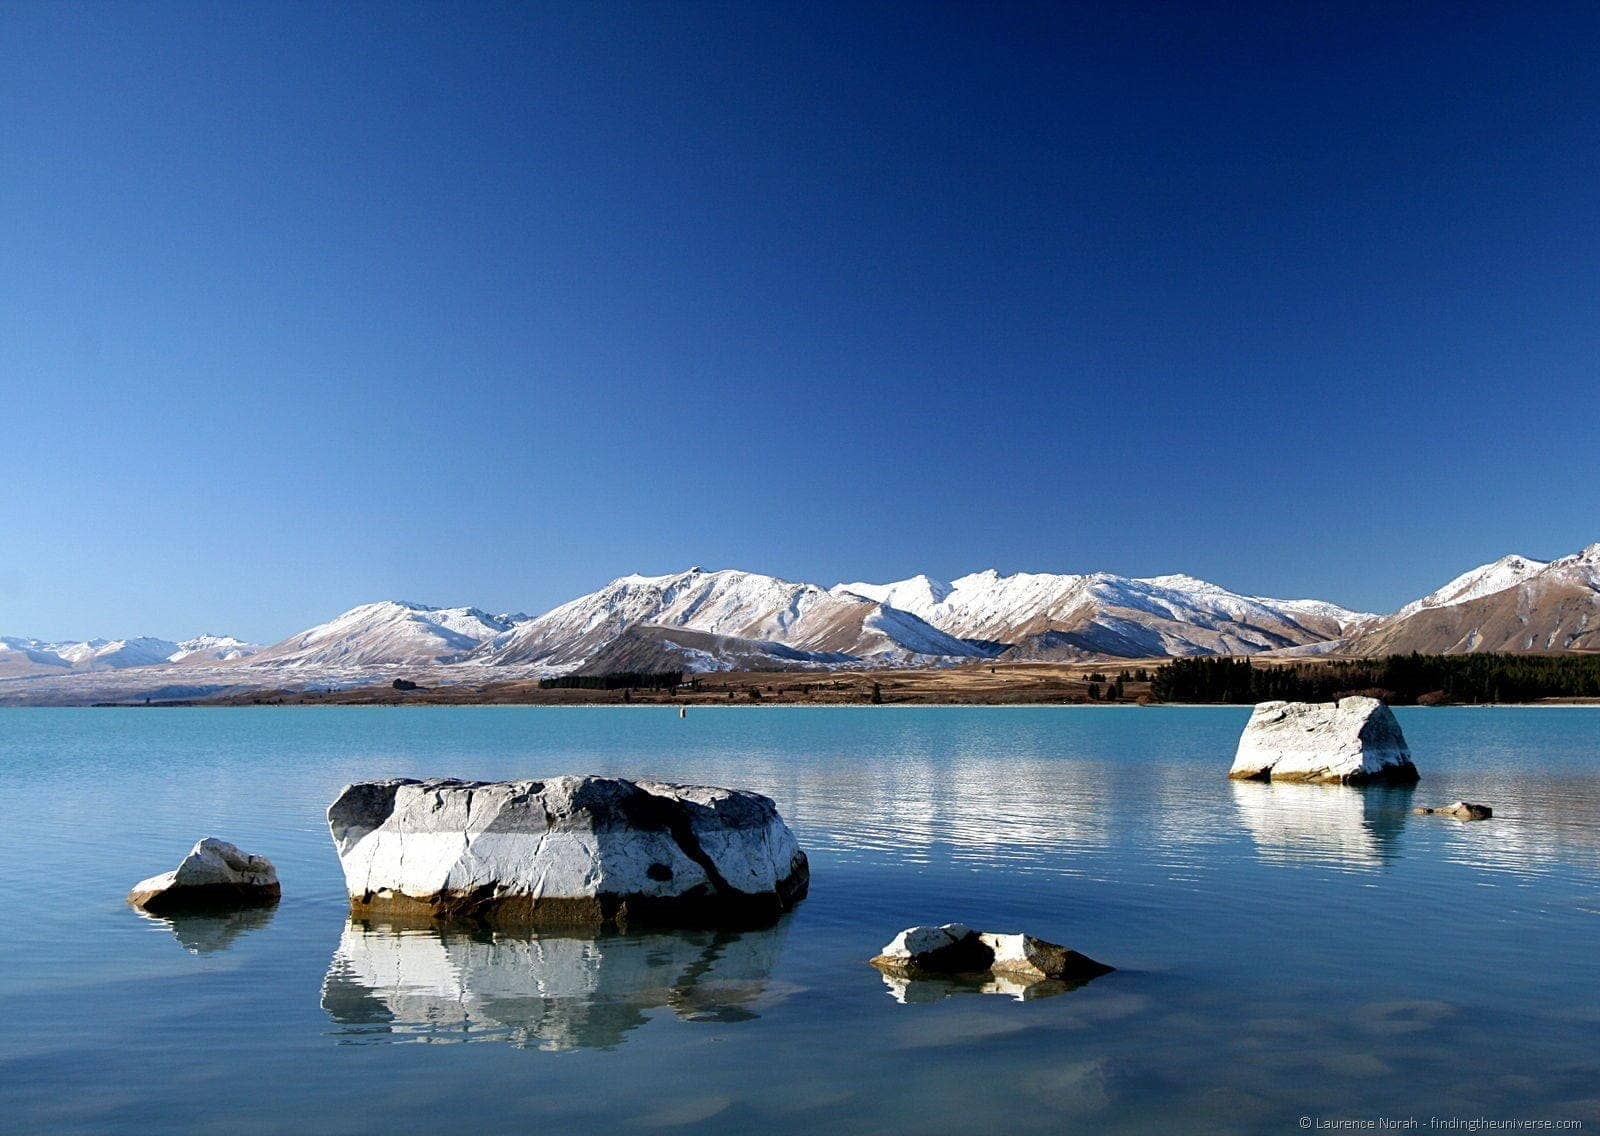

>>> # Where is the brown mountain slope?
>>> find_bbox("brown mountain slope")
[1346,546,1600,655]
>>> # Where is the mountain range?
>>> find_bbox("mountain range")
[3,543,1596,701]
[0,634,260,678]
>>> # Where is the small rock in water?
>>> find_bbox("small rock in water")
[870,923,1113,995]
[1229,697,1419,785]
[1414,800,1492,821]
[127,837,280,913]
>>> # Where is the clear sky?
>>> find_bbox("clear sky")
[3,2,1597,643]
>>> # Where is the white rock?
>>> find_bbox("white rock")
[874,923,975,962]
[870,924,1113,992]
[127,837,280,913]
[326,776,809,930]
[978,931,1089,981]
[1229,697,1418,785]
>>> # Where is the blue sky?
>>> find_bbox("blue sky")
[3,2,1597,642]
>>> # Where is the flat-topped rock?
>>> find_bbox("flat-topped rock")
[1415,800,1492,821]
[128,838,280,913]
[870,923,1113,995]
[1229,697,1419,785]
[327,776,809,930]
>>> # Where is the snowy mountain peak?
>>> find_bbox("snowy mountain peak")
[833,573,953,614]
[1346,541,1600,654]
[484,566,981,671]
[950,568,1008,589]
[168,635,262,663]
[1551,543,1600,568]
[1,632,258,674]
[54,637,182,669]
[826,566,1371,656]
[1395,554,1549,619]
[1139,573,1227,595]
[249,600,515,668]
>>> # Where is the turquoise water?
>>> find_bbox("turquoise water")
[2,706,1597,1134]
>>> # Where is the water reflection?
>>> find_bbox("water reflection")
[1230,781,1415,870]
[321,919,792,1050]
[812,753,1114,877]
[134,904,278,954]
[877,970,1102,1004]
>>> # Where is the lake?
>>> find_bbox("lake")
[2,706,1597,1134]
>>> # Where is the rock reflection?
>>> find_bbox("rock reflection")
[134,904,278,954]
[321,919,791,1050]
[877,971,1103,1004]
[1230,781,1415,870]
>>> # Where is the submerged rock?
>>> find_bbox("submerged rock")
[127,837,280,914]
[1229,697,1419,785]
[870,923,1113,996]
[326,776,809,930]
[1414,800,1492,821]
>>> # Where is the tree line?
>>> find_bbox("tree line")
[1150,653,1600,705]
[538,671,683,691]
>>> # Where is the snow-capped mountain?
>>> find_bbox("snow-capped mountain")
[568,625,856,675]
[1392,554,1548,619]
[248,601,523,668]
[4,544,1597,704]
[51,637,183,669]
[168,635,262,663]
[838,574,953,618]
[482,567,984,671]
[0,637,74,678]
[1347,543,1600,655]
[1,632,264,676]
[836,570,1374,658]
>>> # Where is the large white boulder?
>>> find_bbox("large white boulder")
[127,837,280,913]
[1229,696,1418,785]
[326,776,809,930]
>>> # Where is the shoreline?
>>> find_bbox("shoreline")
[6,656,1597,709]
[70,697,1600,710]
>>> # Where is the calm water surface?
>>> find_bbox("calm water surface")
[2,706,1597,1134]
